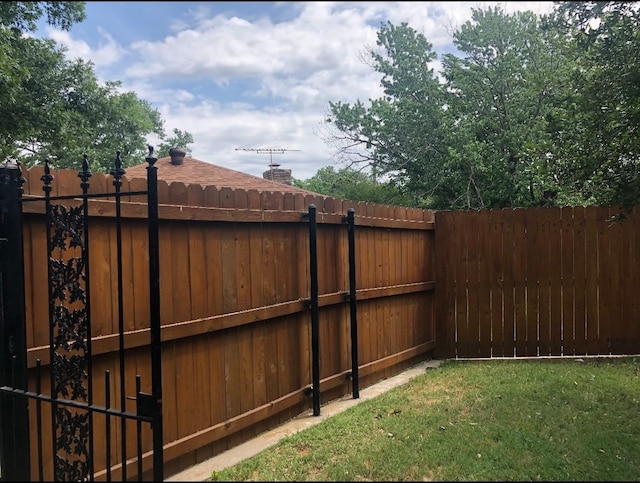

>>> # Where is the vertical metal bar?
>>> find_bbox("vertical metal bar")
[110,152,127,481]
[346,208,359,398]
[41,161,58,481]
[135,375,142,481]
[0,163,30,481]
[105,371,111,482]
[308,205,320,416]
[36,360,43,481]
[79,155,95,481]
[146,146,164,481]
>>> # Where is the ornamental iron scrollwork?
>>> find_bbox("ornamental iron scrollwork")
[43,158,92,481]
[0,150,162,481]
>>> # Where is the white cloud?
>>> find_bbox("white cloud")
[43,1,557,180]
[125,5,380,85]
[148,99,329,179]
[46,26,125,67]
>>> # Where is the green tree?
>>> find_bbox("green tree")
[324,4,640,210]
[0,1,85,32]
[1,39,166,172]
[552,1,640,211]
[0,1,193,172]
[156,128,195,158]
[293,165,415,206]
[324,21,447,208]
[326,10,582,209]
[0,2,88,164]
[44,77,166,171]
[441,6,578,208]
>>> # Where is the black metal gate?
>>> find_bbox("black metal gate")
[0,148,163,481]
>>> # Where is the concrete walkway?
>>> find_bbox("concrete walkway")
[166,358,444,482]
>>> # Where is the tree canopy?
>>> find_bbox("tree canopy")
[293,165,415,206]
[552,1,640,212]
[322,2,640,211]
[156,129,195,158]
[0,1,193,172]
[0,1,85,32]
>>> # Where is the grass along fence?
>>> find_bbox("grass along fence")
[210,356,640,482]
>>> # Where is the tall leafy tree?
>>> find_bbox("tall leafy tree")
[325,21,448,208]
[31,74,166,171]
[552,1,640,211]
[0,1,192,172]
[293,165,415,206]
[324,4,640,210]
[441,6,578,208]
[326,11,574,210]
[0,2,87,164]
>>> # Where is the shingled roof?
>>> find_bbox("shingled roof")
[123,153,317,196]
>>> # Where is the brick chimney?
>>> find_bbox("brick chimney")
[263,163,292,185]
[169,147,187,165]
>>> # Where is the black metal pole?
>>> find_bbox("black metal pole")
[0,163,30,481]
[111,152,128,482]
[146,146,164,481]
[79,155,95,480]
[308,205,321,416]
[346,208,359,398]
[42,161,58,481]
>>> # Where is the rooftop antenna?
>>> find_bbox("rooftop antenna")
[235,147,301,180]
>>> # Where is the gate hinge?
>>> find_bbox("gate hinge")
[137,391,156,420]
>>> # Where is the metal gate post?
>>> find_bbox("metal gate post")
[307,205,321,416]
[345,208,359,398]
[145,147,164,481]
[0,163,30,481]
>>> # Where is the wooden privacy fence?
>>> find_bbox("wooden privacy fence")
[435,206,640,359]
[18,165,436,479]
[16,162,640,480]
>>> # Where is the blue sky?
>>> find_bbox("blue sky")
[39,1,555,180]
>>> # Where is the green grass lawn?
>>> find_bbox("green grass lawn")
[210,356,640,481]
